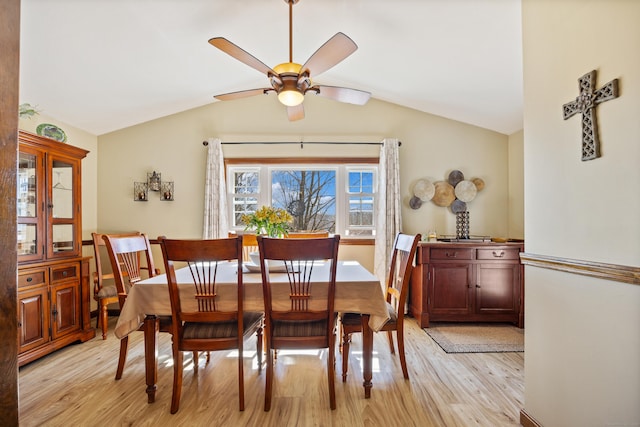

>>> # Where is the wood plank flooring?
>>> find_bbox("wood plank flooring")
[18,318,524,426]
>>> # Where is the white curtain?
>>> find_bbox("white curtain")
[202,138,229,239]
[374,138,402,285]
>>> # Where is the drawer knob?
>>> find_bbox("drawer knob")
[492,250,505,257]
[26,277,33,282]
[446,252,457,258]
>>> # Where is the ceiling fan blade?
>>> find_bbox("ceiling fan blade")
[312,85,371,105]
[301,32,358,77]
[287,104,305,121]
[208,37,277,76]
[214,88,271,101]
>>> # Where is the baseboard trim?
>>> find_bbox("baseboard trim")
[520,252,640,286]
[520,409,543,427]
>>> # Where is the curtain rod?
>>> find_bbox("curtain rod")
[202,140,400,147]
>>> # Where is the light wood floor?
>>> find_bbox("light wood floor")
[19,318,524,426]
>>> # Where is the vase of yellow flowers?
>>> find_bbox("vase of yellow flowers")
[241,206,293,238]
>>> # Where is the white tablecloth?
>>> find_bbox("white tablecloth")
[114,261,389,339]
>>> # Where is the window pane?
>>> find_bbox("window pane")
[52,224,74,253]
[233,171,259,194]
[52,161,74,219]
[349,196,374,226]
[348,171,374,194]
[17,224,37,255]
[231,169,260,227]
[271,169,336,232]
[233,197,258,227]
[18,152,37,218]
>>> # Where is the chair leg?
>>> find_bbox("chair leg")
[193,351,199,373]
[396,325,409,380]
[256,328,263,372]
[101,303,109,340]
[170,349,184,414]
[264,348,273,411]
[115,336,129,380]
[95,303,100,329]
[341,331,351,382]
[328,341,336,410]
[387,330,395,354]
[238,342,245,411]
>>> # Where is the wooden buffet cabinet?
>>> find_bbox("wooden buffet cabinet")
[410,241,524,328]
[17,131,95,366]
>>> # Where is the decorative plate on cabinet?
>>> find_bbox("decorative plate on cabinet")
[36,123,67,143]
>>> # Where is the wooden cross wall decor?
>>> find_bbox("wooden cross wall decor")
[562,70,619,161]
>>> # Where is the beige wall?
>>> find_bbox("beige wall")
[97,95,513,244]
[522,1,640,426]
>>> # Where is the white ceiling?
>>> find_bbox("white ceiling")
[19,0,523,136]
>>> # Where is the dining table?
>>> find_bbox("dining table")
[114,260,389,403]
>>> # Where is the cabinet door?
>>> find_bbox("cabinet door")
[18,147,45,263]
[475,263,520,315]
[47,154,81,259]
[18,286,50,353]
[428,263,473,316]
[50,280,81,339]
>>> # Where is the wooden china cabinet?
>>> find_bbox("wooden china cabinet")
[410,241,524,328]
[17,131,95,366]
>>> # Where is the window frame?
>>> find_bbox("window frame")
[225,157,378,243]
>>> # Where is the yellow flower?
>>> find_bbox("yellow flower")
[241,206,293,237]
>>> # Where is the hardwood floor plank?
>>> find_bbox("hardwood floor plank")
[19,318,524,426]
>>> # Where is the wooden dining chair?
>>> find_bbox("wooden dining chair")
[158,236,264,414]
[257,234,341,411]
[102,233,167,380]
[284,231,330,239]
[91,231,141,340]
[340,232,421,381]
[228,232,258,262]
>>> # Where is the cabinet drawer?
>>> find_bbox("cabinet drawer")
[18,270,47,288]
[430,248,475,260]
[51,264,78,282]
[476,248,521,260]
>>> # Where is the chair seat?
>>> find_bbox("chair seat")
[183,312,263,339]
[273,319,328,337]
[96,284,118,299]
[342,302,397,327]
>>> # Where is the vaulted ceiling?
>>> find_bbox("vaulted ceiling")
[19,0,523,136]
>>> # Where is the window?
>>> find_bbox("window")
[228,161,377,237]
[346,169,375,236]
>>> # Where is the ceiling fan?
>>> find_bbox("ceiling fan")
[209,0,371,121]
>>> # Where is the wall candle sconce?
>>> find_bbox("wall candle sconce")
[147,171,161,192]
[134,182,148,201]
[134,170,174,201]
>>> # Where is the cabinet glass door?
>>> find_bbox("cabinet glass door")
[48,157,79,257]
[18,150,44,261]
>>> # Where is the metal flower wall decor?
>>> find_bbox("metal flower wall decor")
[410,170,485,213]
[410,170,485,239]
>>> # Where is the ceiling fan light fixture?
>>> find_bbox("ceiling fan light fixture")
[274,62,302,74]
[278,89,304,106]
